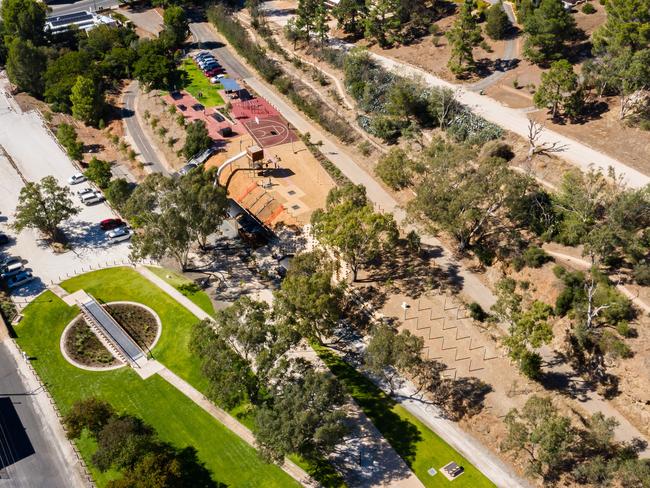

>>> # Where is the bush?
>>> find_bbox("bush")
[633,263,650,286]
[56,123,83,161]
[512,255,525,272]
[375,148,412,189]
[183,120,212,159]
[581,2,596,13]
[519,351,543,379]
[369,115,402,144]
[616,321,634,338]
[555,288,575,316]
[104,178,133,211]
[523,246,552,268]
[84,157,112,188]
[598,331,632,359]
[178,282,201,295]
[468,302,488,322]
[482,141,514,161]
[358,141,373,156]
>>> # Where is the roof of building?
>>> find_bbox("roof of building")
[221,78,242,92]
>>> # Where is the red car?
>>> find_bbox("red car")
[100,218,125,231]
[205,68,223,77]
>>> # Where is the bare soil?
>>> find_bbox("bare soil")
[136,89,187,170]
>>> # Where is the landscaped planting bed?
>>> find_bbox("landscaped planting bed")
[64,318,118,368]
[106,303,158,349]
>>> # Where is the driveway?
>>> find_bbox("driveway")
[0,79,132,305]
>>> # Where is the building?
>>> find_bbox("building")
[45,11,118,35]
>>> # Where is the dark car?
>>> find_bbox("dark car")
[0,233,8,245]
[100,218,126,231]
[205,68,223,77]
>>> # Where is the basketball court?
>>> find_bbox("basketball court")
[243,115,298,148]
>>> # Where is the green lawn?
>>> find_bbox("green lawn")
[314,345,495,488]
[180,58,225,107]
[145,265,216,317]
[14,289,297,488]
[62,267,210,393]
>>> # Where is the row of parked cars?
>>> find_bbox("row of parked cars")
[0,230,34,290]
[69,174,132,244]
[192,51,227,84]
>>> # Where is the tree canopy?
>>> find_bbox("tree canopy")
[13,176,79,241]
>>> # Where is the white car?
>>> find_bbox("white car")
[210,75,226,83]
[77,187,95,197]
[68,173,86,185]
[80,190,103,205]
[6,270,34,289]
[106,227,131,243]
[1,261,24,279]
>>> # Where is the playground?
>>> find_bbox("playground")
[243,115,299,148]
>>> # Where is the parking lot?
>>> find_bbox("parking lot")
[0,80,132,306]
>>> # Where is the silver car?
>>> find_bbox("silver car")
[6,270,34,289]
[106,227,131,244]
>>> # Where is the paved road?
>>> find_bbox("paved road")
[122,81,168,175]
[189,22,252,79]
[470,1,518,93]
[0,341,76,488]
[47,0,119,15]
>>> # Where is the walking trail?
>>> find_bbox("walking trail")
[240,64,650,458]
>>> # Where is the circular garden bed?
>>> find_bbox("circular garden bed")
[62,302,161,370]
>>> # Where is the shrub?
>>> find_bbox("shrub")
[468,302,488,322]
[84,157,112,189]
[375,148,412,189]
[581,3,596,13]
[104,178,133,211]
[512,255,525,272]
[358,141,373,156]
[519,351,543,379]
[616,321,633,338]
[598,331,632,359]
[555,288,574,316]
[523,246,552,268]
[632,263,650,286]
[482,141,514,161]
[178,282,201,295]
[56,123,83,161]
[406,230,421,254]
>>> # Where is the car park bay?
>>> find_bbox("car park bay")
[0,85,132,303]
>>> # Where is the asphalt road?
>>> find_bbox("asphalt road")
[122,81,168,174]
[0,342,71,488]
[47,0,120,15]
[188,22,252,79]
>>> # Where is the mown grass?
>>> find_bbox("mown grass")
[145,265,215,317]
[14,290,297,488]
[180,58,225,107]
[40,267,344,487]
[313,345,495,488]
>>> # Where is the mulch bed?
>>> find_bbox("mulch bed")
[63,303,159,368]
[64,318,119,368]
[105,303,159,351]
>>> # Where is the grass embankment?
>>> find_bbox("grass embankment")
[145,265,215,317]
[314,345,495,488]
[180,58,224,107]
[14,285,296,487]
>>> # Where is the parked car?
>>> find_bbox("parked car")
[201,60,219,69]
[106,227,131,244]
[77,187,95,197]
[80,190,103,205]
[1,261,24,279]
[210,74,226,83]
[198,58,216,69]
[0,256,21,267]
[100,218,125,231]
[6,270,34,289]
[205,68,222,77]
[68,173,86,185]
[0,233,8,246]
[193,51,212,60]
